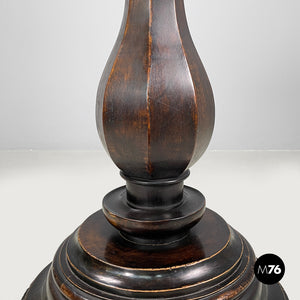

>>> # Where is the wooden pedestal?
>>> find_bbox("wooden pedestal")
[22,1,288,298]
[23,188,288,300]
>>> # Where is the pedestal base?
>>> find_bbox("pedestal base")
[23,208,288,299]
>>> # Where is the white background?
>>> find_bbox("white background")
[0,1,299,299]
[0,0,299,150]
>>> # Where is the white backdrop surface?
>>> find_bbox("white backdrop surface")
[0,0,299,150]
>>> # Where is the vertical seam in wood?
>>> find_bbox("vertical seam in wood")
[174,0,198,170]
[146,0,153,176]
[102,0,131,154]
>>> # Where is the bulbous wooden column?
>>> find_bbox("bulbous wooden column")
[96,0,214,180]
[23,1,288,299]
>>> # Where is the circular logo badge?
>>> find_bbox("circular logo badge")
[254,254,285,285]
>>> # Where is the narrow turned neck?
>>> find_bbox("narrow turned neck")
[121,171,190,210]
[123,0,187,25]
[103,169,205,246]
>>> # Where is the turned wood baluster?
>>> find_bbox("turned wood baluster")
[22,1,288,299]
[96,0,214,243]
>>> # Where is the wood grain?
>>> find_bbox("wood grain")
[96,0,215,179]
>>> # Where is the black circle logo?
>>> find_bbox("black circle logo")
[254,254,285,285]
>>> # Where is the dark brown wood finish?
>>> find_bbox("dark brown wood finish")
[96,0,214,180]
[23,209,287,300]
[24,0,288,299]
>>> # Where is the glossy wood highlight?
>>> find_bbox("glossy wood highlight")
[23,0,288,299]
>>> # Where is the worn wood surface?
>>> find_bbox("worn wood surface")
[96,0,214,180]
[102,183,206,243]
[95,0,215,238]
[23,208,287,300]
[23,0,288,299]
